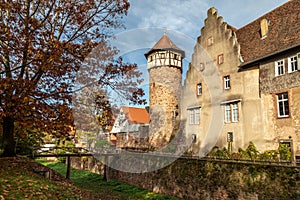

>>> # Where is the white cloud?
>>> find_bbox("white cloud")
[127,0,209,39]
[124,0,288,39]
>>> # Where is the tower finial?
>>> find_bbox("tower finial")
[163,27,167,35]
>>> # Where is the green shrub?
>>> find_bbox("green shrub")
[245,141,259,160]
[259,150,279,161]
[278,143,292,161]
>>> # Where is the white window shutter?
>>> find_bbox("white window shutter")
[288,57,291,73]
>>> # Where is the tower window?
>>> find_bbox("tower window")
[196,83,202,96]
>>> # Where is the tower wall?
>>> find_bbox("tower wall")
[149,66,182,149]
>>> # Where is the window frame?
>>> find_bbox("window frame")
[275,59,285,76]
[189,109,195,125]
[224,103,239,123]
[224,104,231,123]
[276,92,289,118]
[217,54,224,65]
[207,36,214,46]
[223,75,231,90]
[288,55,298,73]
[196,83,202,96]
[231,103,239,122]
[188,107,201,125]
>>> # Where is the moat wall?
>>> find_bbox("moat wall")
[107,157,300,200]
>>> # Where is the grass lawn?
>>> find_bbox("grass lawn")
[39,160,180,200]
[0,157,89,199]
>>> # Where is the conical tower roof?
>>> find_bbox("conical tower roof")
[145,34,185,58]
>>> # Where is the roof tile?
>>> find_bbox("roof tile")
[236,0,300,63]
[121,106,149,124]
[145,34,185,58]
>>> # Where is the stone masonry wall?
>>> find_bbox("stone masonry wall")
[70,157,105,174]
[149,66,182,149]
[109,157,300,200]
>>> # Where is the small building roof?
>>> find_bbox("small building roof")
[236,0,300,65]
[110,106,149,134]
[144,34,185,58]
[121,106,149,124]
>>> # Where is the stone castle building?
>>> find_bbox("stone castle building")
[182,0,300,159]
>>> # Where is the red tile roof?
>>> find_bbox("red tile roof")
[144,34,185,58]
[236,0,300,64]
[121,106,149,124]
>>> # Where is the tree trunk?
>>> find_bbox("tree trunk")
[1,116,16,157]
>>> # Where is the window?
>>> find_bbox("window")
[199,62,205,71]
[195,108,200,124]
[223,75,230,90]
[196,83,202,96]
[225,104,231,123]
[260,18,269,39]
[232,103,238,122]
[218,54,224,64]
[275,59,285,76]
[227,132,233,142]
[224,103,239,123]
[189,107,201,125]
[189,109,195,124]
[276,92,289,118]
[288,55,298,73]
[207,36,213,46]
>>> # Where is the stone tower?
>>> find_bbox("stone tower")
[144,33,185,149]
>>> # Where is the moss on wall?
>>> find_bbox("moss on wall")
[109,157,300,199]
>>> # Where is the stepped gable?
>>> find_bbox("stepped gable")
[145,34,185,58]
[190,7,241,71]
[236,0,300,65]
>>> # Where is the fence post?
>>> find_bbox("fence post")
[104,155,109,182]
[66,156,71,179]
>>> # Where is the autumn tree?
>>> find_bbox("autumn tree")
[0,0,145,157]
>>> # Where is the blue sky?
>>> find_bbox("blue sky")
[108,0,288,106]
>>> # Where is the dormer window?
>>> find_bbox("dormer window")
[260,18,269,39]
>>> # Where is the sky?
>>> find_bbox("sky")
[108,0,288,106]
